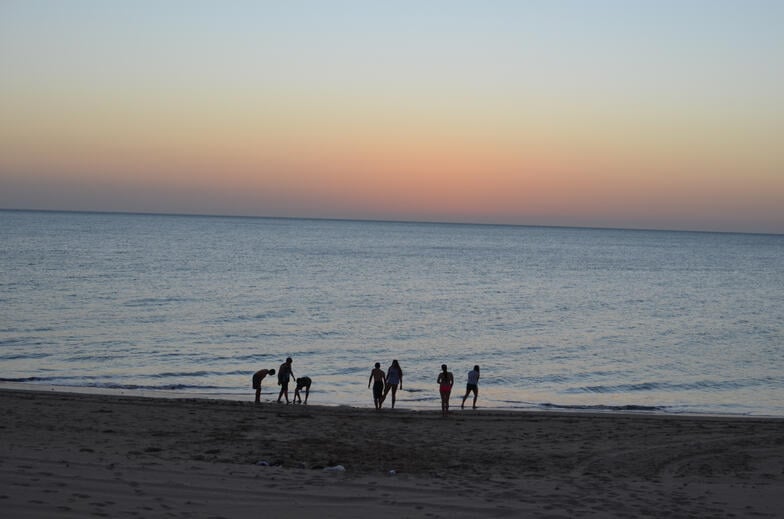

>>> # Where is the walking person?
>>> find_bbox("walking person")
[252,367,276,403]
[461,365,480,409]
[437,364,454,417]
[368,362,386,410]
[276,357,295,403]
[382,360,403,409]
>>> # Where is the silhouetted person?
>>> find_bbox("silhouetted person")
[437,364,454,417]
[461,365,480,409]
[368,362,385,410]
[294,376,311,404]
[277,357,295,403]
[382,360,403,409]
[252,368,276,403]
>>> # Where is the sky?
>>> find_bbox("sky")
[1,1,782,233]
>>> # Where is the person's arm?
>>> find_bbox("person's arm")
[399,373,403,390]
[368,372,373,388]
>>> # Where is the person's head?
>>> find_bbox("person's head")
[474,365,480,373]
[269,369,276,375]
[441,364,447,372]
[375,362,380,368]
[286,357,292,364]
[392,359,400,368]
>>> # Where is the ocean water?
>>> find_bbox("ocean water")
[1,210,783,416]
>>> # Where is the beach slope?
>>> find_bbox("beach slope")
[1,389,782,517]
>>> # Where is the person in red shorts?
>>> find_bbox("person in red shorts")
[437,364,454,417]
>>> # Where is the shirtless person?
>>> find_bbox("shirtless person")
[252,368,276,403]
[293,376,311,404]
[368,362,386,410]
[276,357,295,403]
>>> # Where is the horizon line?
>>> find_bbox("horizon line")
[1,206,781,238]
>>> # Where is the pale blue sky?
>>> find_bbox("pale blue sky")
[1,1,783,232]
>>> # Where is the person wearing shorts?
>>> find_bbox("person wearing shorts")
[437,364,454,417]
[368,362,386,410]
[293,376,311,404]
[252,367,276,403]
[382,359,403,409]
[276,357,295,403]
[461,365,480,410]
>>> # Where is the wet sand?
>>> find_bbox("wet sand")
[1,388,782,517]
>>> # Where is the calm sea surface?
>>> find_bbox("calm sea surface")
[1,210,783,416]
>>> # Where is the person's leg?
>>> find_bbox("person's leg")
[390,386,397,408]
[472,388,478,409]
[255,387,261,403]
[304,386,309,404]
[461,389,469,409]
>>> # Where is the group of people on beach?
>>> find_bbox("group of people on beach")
[435,363,480,416]
[253,358,480,415]
[368,359,404,409]
[252,357,311,405]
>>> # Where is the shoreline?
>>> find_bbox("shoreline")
[2,387,783,517]
[2,381,781,420]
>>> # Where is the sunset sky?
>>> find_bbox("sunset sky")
[1,1,782,233]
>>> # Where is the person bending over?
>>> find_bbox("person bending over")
[252,368,276,403]
[294,376,311,404]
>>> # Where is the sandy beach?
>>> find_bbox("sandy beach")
[1,388,782,518]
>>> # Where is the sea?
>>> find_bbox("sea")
[1,210,783,416]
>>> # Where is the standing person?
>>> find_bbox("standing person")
[461,365,480,410]
[437,364,454,417]
[368,362,386,410]
[276,357,295,404]
[382,360,403,409]
[252,368,276,403]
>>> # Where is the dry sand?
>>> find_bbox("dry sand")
[1,388,783,518]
